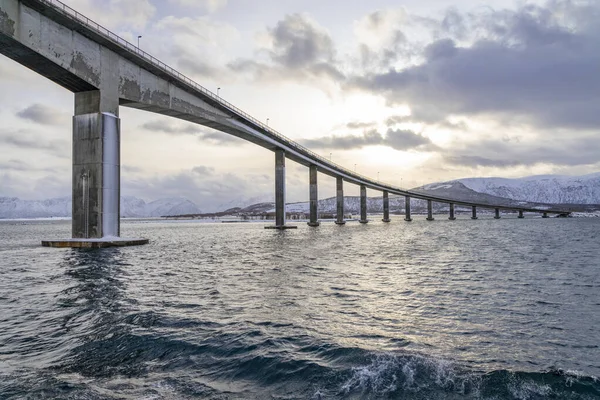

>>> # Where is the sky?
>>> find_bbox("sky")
[1,0,599,212]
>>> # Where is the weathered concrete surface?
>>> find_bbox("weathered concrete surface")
[335,176,345,225]
[308,165,320,227]
[359,184,368,224]
[404,196,412,221]
[71,110,120,238]
[382,190,390,222]
[449,203,456,220]
[426,200,434,221]
[471,206,478,220]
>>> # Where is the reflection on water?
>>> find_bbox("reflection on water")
[0,218,599,399]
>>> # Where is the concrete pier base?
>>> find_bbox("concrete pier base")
[382,191,390,222]
[404,196,412,221]
[494,208,501,219]
[308,165,319,227]
[265,225,297,230]
[359,184,368,224]
[542,212,549,218]
[426,200,434,221]
[449,203,456,220]
[335,176,345,225]
[42,237,149,248]
[471,205,478,220]
[265,149,296,230]
[518,210,524,218]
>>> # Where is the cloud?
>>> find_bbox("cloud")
[300,128,436,151]
[0,129,68,157]
[17,104,63,126]
[229,13,344,83]
[349,1,600,130]
[140,119,245,145]
[168,0,227,13]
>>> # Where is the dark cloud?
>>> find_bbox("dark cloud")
[192,165,215,175]
[350,1,600,130]
[301,128,436,152]
[441,134,600,168]
[141,119,245,145]
[228,13,344,83]
[17,104,63,126]
[346,121,377,130]
[0,129,68,157]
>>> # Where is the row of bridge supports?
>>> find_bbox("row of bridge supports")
[268,150,550,229]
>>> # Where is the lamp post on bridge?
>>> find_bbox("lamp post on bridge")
[329,153,332,161]
[217,87,220,97]
[266,118,270,126]
[137,35,142,47]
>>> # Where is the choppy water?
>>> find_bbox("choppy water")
[1,216,599,399]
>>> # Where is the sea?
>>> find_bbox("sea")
[0,216,599,399]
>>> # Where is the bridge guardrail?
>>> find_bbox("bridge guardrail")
[39,0,385,189]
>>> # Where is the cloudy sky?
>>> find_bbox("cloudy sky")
[1,0,599,211]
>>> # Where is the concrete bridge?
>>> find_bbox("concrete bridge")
[0,0,571,247]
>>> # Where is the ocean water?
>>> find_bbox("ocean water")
[0,216,599,399]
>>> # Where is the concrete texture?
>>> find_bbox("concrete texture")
[359,184,368,224]
[404,196,412,221]
[382,190,390,222]
[308,165,319,227]
[42,237,149,248]
[335,176,345,225]
[426,200,434,221]
[471,206,478,220]
[449,203,456,220]
[273,149,286,229]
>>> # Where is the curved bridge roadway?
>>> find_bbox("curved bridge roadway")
[0,0,571,241]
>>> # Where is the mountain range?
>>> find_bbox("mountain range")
[1,173,599,219]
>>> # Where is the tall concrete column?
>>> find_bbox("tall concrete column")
[275,149,286,228]
[335,176,346,225]
[518,210,524,218]
[72,90,120,239]
[359,184,368,224]
[542,212,549,218]
[404,196,412,221]
[449,203,456,220]
[308,165,320,227]
[494,208,501,219]
[471,205,478,220]
[382,191,391,222]
[426,199,434,221]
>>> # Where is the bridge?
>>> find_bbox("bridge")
[0,0,571,247]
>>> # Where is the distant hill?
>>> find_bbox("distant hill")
[0,196,201,219]
[420,173,600,205]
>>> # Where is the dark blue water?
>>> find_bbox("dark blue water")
[1,216,599,399]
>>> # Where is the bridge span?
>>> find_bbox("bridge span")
[0,0,571,247]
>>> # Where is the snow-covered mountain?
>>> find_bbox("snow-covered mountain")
[424,173,600,204]
[0,196,202,219]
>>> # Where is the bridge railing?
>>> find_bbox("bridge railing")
[39,0,385,189]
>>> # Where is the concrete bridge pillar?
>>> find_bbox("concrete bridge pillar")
[335,176,346,225]
[382,191,391,222]
[494,208,501,219]
[308,165,320,227]
[72,90,120,239]
[449,203,456,220]
[518,210,524,218]
[426,200,434,221]
[404,196,412,221]
[359,185,368,223]
[265,149,295,229]
[542,212,549,218]
[471,205,478,220]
